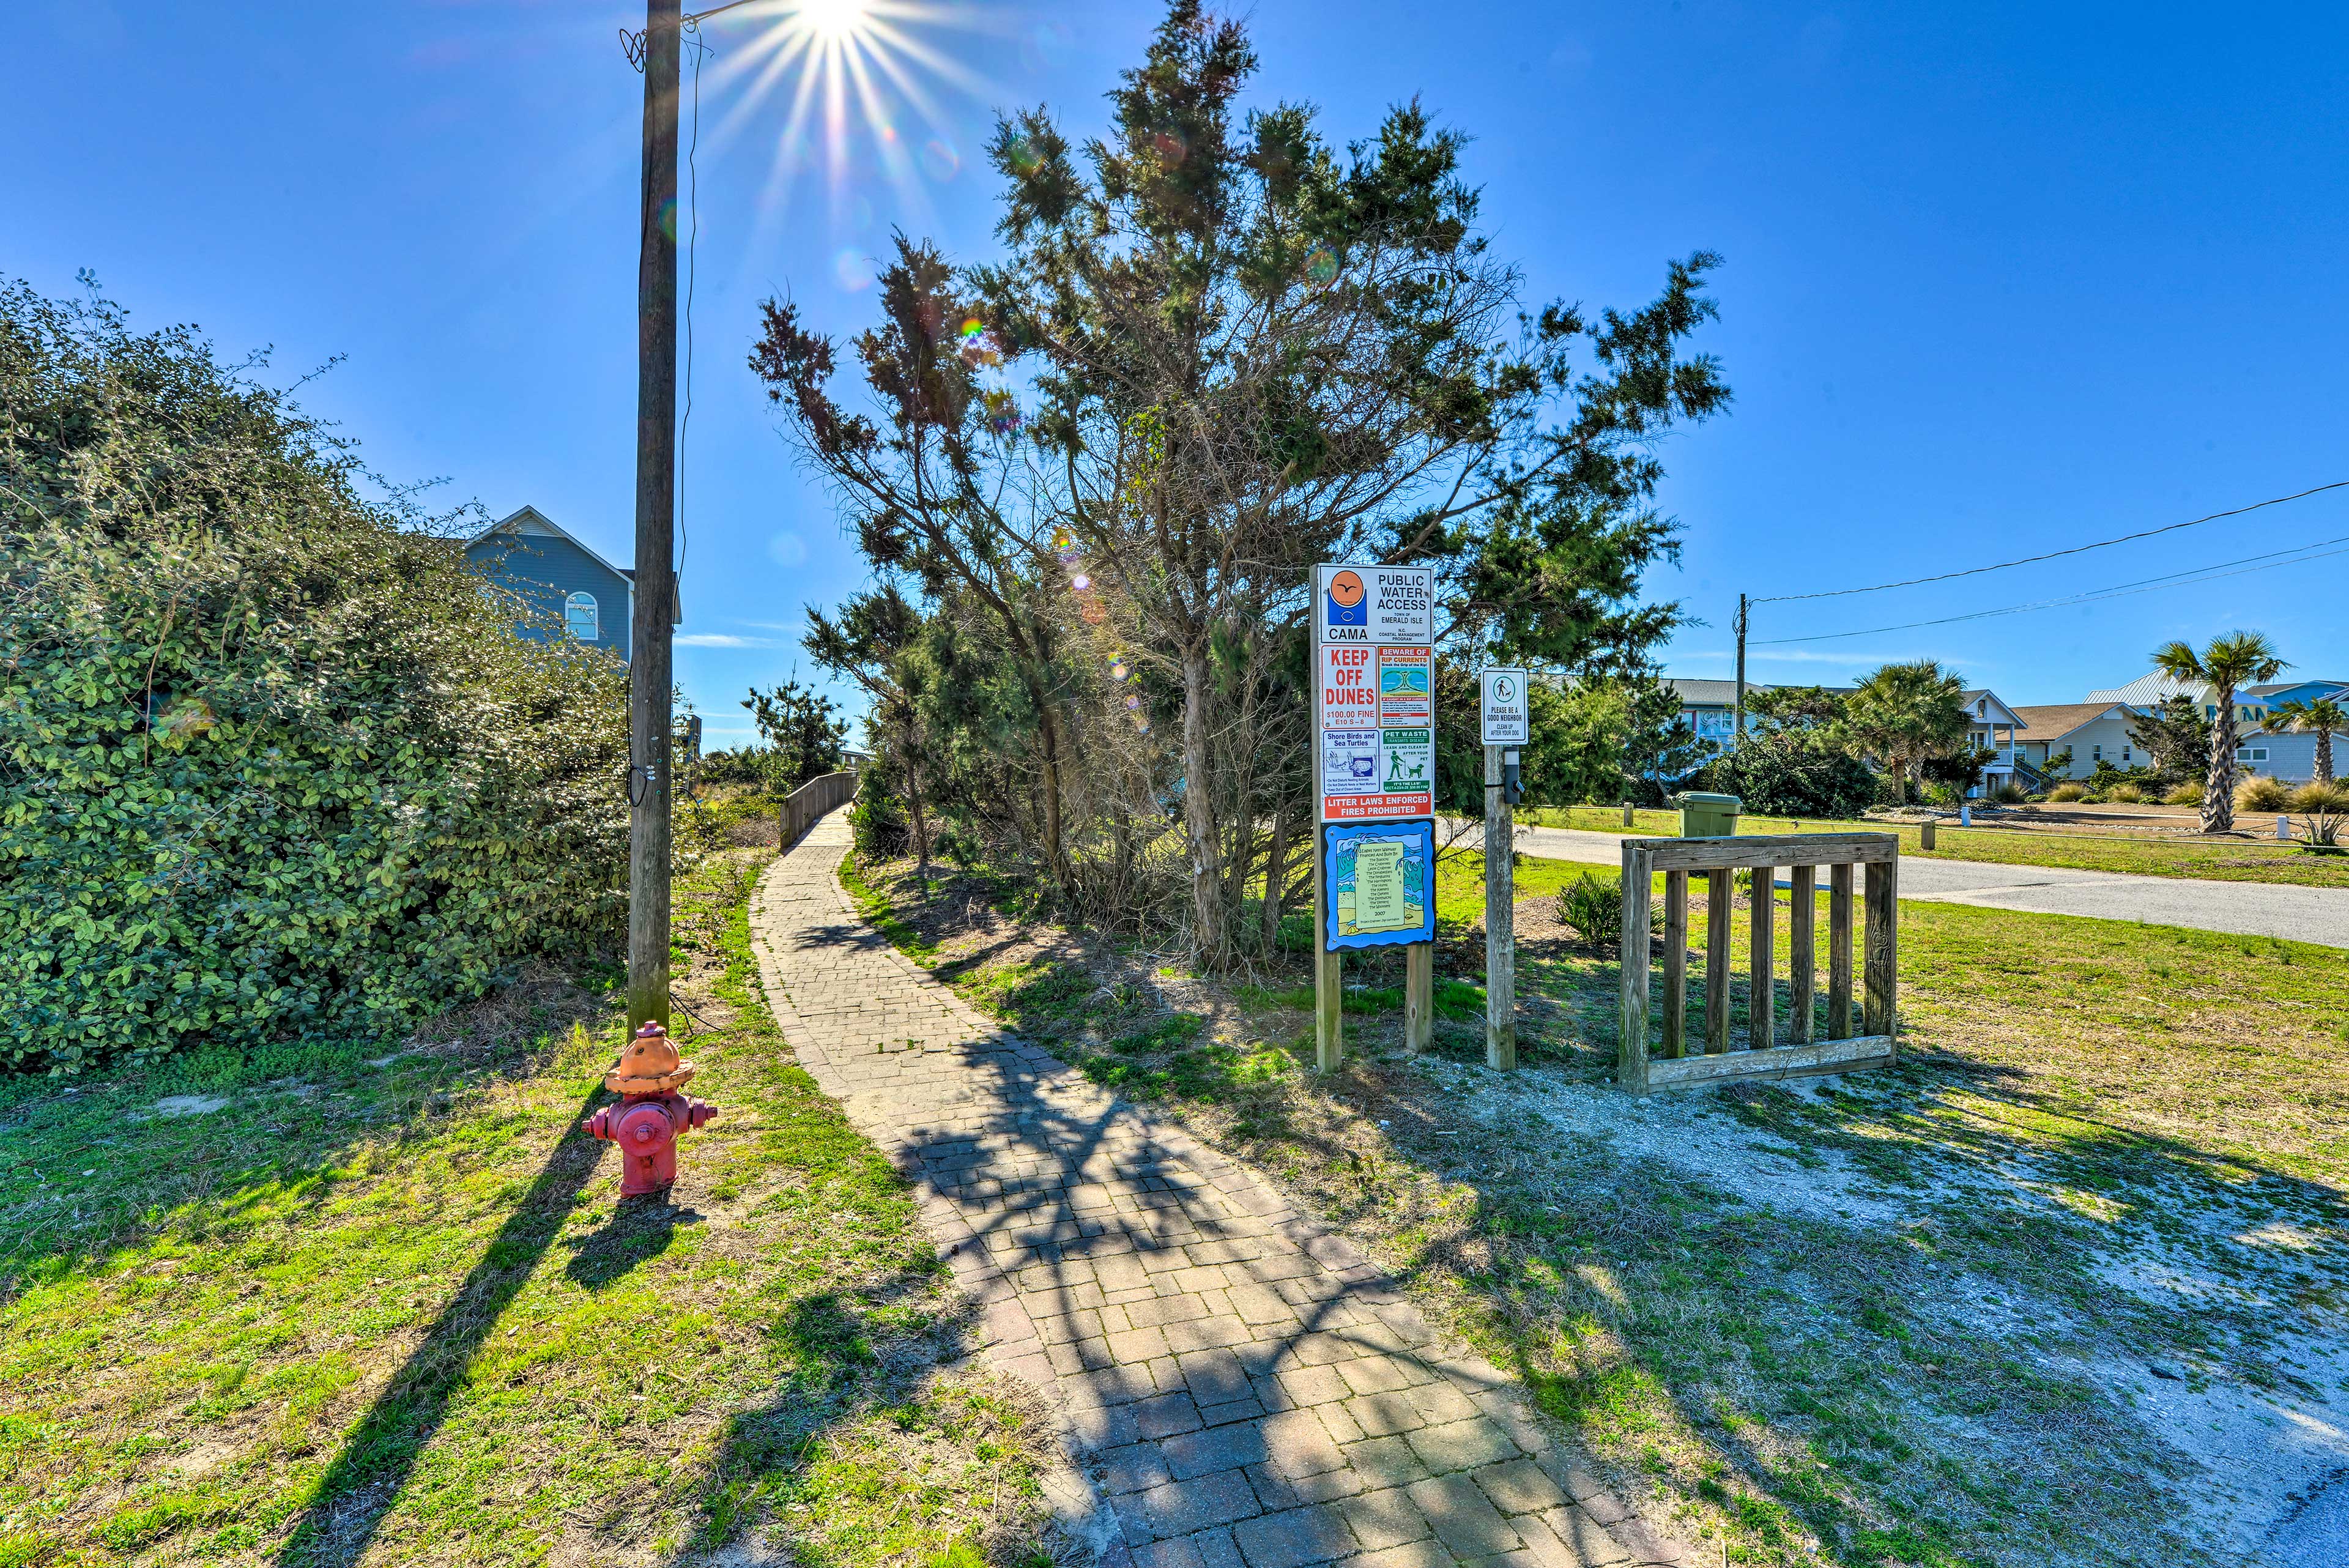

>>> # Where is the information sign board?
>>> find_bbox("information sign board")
[1315,565,1435,646]
[1313,565,1436,824]
[1480,667,1530,745]
[1322,819,1436,949]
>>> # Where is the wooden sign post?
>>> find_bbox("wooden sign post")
[1312,565,1437,1071]
[1479,670,1528,1069]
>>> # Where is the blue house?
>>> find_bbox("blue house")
[464,505,679,662]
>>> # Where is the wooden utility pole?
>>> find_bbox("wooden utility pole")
[1732,592,1748,750]
[1483,744,1516,1068]
[626,0,681,1035]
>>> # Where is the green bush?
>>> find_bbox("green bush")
[1693,731,1878,820]
[2163,782,2203,806]
[1556,872,1661,950]
[1,283,629,1072]
[849,754,911,858]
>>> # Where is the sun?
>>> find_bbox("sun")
[692,0,985,247]
[796,0,873,43]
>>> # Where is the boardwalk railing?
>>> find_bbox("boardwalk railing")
[778,770,858,849]
[1617,832,1899,1092]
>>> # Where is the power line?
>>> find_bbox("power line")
[1751,479,2349,606]
[1753,532,2349,645]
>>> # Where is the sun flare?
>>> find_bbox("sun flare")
[695,0,984,259]
[796,0,874,43]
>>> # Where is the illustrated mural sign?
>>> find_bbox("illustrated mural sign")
[1323,820,1436,949]
[1314,564,1434,823]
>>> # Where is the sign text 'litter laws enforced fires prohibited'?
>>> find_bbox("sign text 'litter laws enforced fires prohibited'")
[1315,565,1435,823]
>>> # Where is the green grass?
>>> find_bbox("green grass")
[1433,848,1594,932]
[850,847,2349,1568]
[0,852,1055,1567]
[1524,804,2349,888]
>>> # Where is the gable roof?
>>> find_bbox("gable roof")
[467,505,681,624]
[1958,688,2024,726]
[2009,702,2130,743]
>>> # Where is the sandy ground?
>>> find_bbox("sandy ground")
[1433,1060,2349,1565]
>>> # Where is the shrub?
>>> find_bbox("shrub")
[1989,782,2027,804]
[1556,872,1661,950]
[2236,776,2292,812]
[2290,782,2349,813]
[2104,783,2147,804]
[1693,731,1879,820]
[849,754,912,858]
[2290,782,2349,847]
[2,283,629,1072]
[2164,782,2203,806]
[2047,782,2088,802]
[1921,782,1961,807]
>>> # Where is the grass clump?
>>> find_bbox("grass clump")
[2236,775,2292,812]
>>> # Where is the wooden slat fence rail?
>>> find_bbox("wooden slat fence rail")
[1618,832,1899,1091]
[778,770,858,849]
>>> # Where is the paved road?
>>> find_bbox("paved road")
[1444,820,2349,949]
[752,810,1693,1567]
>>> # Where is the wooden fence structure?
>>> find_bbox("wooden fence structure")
[1617,832,1899,1092]
[778,770,858,849]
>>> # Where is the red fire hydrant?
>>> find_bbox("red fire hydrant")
[585,1022,717,1196]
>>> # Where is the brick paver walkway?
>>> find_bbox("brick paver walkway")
[748,812,1694,1568]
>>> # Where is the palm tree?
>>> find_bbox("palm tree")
[2150,631,2288,832]
[1842,661,1971,805]
[2270,694,2345,786]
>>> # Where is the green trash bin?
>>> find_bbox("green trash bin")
[1674,790,1742,838]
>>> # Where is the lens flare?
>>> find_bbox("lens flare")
[834,247,872,289]
[1304,247,1338,286]
[694,0,987,254]
[1070,573,1091,592]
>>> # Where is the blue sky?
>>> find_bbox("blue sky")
[8,1,2344,746]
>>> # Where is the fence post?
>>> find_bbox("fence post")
[1617,841,1652,1091]
[1863,856,1899,1041]
[1405,943,1434,1053]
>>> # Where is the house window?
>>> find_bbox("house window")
[2236,746,2269,763]
[565,592,599,642]
[2121,746,2131,762]
[2091,745,2102,761]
